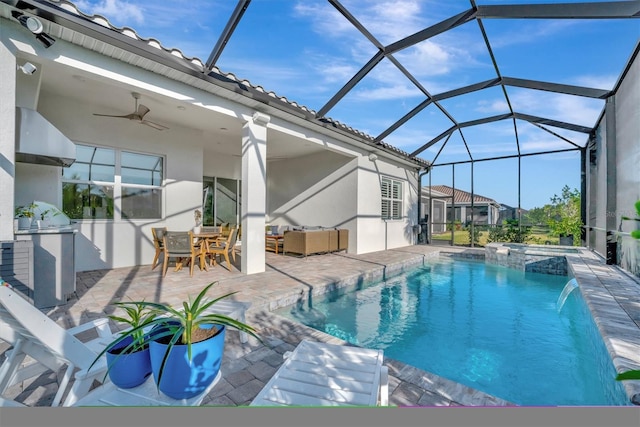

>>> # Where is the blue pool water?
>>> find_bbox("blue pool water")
[274,257,630,406]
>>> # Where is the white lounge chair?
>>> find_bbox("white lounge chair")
[250,339,389,406]
[0,283,113,406]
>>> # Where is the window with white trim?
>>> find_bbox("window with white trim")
[62,144,163,220]
[381,177,403,220]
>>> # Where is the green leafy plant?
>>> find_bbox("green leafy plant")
[14,203,36,218]
[38,209,50,221]
[90,281,259,389]
[620,200,640,240]
[464,224,481,246]
[108,300,157,353]
[486,219,531,244]
[546,186,582,245]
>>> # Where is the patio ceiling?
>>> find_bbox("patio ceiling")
[2,0,639,168]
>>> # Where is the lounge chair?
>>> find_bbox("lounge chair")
[250,339,389,406]
[0,283,113,406]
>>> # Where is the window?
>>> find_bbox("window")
[446,206,462,222]
[62,144,163,220]
[381,177,403,220]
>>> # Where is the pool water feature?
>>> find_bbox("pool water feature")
[556,278,579,312]
[274,257,630,406]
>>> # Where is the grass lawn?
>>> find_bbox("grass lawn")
[431,229,561,247]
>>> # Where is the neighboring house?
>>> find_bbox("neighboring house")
[498,204,529,224]
[421,185,501,233]
[0,2,428,275]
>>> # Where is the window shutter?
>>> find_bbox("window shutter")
[392,181,401,199]
[392,201,401,219]
[381,200,390,220]
[381,178,391,198]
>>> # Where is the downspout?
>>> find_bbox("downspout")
[417,166,430,243]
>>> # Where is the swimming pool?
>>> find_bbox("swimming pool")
[273,257,630,406]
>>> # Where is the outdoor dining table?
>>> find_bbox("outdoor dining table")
[192,231,221,270]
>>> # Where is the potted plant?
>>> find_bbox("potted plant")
[101,300,157,388]
[14,203,36,230]
[91,281,259,399]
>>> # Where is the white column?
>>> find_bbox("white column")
[240,112,270,274]
[0,43,17,240]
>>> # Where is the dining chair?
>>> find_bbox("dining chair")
[150,227,167,270]
[207,227,238,271]
[162,231,205,277]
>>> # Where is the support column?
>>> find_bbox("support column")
[240,112,269,274]
[605,97,617,264]
[0,43,17,240]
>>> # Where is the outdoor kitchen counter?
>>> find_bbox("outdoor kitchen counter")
[14,227,77,308]
[14,226,78,235]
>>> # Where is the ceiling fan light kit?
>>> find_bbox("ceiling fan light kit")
[93,92,169,130]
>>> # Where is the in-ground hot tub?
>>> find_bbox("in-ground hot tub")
[485,242,583,275]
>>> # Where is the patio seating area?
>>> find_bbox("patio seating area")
[0,245,514,407]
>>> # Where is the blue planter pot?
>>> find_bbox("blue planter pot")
[105,336,152,389]
[149,323,226,399]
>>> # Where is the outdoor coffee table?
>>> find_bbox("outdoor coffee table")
[265,234,284,254]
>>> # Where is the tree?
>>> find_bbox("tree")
[522,206,548,225]
[546,186,582,245]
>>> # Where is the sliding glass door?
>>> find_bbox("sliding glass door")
[202,177,241,226]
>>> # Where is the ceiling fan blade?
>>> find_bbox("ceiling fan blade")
[93,112,137,119]
[141,120,169,131]
[137,104,150,118]
[94,94,167,130]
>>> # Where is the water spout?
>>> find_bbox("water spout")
[556,278,579,312]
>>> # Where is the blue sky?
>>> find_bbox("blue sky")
[72,0,639,209]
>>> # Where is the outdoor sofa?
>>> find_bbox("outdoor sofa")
[282,227,348,257]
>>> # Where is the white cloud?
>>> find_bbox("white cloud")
[574,74,618,91]
[352,81,424,101]
[489,20,579,49]
[508,90,603,126]
[75,0,145,25]
[475,99,510,114]
[294,0,486,96]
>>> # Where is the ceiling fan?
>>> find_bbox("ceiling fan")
[93,92,169,130]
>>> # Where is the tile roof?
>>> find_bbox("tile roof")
[424,185,499,205]
[38,0,429,168]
